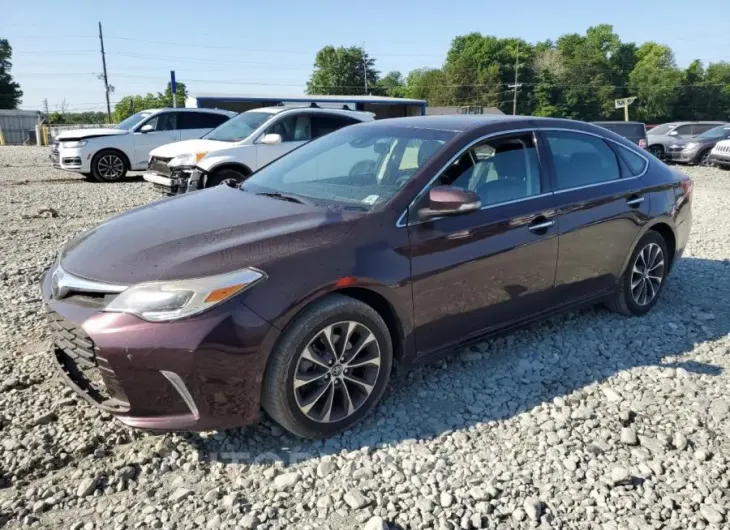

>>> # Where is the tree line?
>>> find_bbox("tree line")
[2,25,729,124]
[306,24,730,123]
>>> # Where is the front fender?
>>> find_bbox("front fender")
[197,148,256,174]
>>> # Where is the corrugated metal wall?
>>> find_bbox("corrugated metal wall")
[0,110,42,145]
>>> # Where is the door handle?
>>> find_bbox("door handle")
[528,219,555,233]
[626,195,645,207]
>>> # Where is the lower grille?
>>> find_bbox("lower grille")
[47,310,125,409]
[148,156,172,177]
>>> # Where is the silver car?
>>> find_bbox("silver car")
[647,121,728,159]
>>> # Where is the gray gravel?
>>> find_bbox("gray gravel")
[1,146,729,529]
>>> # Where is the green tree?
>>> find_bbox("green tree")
[628,43,681,122]
[404,67,450,105]
[0,38,23,109]
[306,46,379,95]
[377,71,407,98]
[112,82,188,122]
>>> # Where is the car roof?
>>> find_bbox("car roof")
[246,106,374,121]
[142,108,237,117]
[592,121,645,125]
[354,114,604,132]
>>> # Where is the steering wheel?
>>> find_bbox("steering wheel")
[394,168,418,188]
[349,159,377,179]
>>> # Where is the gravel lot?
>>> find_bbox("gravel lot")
[0,146,729,530]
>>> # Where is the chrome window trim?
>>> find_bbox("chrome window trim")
[396,125,651,228]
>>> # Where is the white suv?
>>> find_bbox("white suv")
[143,106,374,195]
[51,108,237,182]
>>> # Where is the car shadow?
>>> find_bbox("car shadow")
[181,255,728,472]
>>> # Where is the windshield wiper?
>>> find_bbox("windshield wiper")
[255,191,308,204]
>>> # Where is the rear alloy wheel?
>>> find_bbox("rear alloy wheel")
[262,294,392,438]
[606,231,669,316]
[91,150,128,182]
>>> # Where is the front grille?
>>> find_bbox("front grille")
[148,156,172,177]
[47,310,113,404]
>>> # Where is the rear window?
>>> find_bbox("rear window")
[594,123,646,138]
[617,147,648,176]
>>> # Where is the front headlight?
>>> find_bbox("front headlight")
[104,268,265,322]
[169,152,208,168]
[684,142,700,150]
[61,140,88,148]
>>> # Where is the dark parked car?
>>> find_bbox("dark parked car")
[591,121,648,149]
[664,124,730,165]
[42,115,693,438]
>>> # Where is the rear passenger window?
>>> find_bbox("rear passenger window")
[178,112,229,130]
[545,131,620,190]
[311,115,360,138]
[617,147,648,176]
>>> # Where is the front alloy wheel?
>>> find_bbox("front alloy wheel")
[293,321,381,423]
[92,150,128,182]
[261,294,393,438]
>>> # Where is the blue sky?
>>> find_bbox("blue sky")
[4,0,729,112]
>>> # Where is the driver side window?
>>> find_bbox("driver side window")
[143,113,177,132]
[434,133,542,207]
[267,114,311,142]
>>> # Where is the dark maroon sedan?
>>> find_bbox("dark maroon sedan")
[41,115,692,438]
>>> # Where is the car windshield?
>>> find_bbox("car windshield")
[697,125,730,139]
[115,111,153,130]
[647,124,674,136]
[241,124,456,211]
[204,111,273,142]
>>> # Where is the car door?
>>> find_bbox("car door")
[407,131,559,354]
[542,129,651,302]
[132,112,182,168]
[255,112,312,168]
[178,112,230,140]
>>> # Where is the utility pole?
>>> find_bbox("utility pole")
[98,22,112,122]
[508,44,522,116]
[362,41,368,96]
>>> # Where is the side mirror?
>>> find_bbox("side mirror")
[260,133,282,145]
[418,186,481,219]
[139,124,154,134]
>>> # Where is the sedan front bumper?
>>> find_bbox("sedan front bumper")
[143,168,200,196]
[41,268,280,432]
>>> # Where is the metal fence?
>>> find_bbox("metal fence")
[48,123,109,141]
[0,110,42,145]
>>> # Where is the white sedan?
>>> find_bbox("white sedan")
[51,108,237,182]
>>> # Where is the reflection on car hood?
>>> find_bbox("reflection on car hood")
[149,138,235,159]
[55,128,128,141]
[60,187,361,285]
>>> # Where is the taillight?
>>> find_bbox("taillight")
[639,138,648,149]
[681,178,693,199]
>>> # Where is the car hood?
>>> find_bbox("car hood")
[60,187,362,285]
[149,139,235,159]
[55,128,128,141]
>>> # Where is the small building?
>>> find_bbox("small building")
[185,93,426,119]
[0,110,42,145]
[427,106,504,116]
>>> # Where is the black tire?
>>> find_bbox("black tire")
[696,148,712,167]
[206,168,248,188]
[91,150,128,182]
[261,294,393,439]
[81,173,95,181]
[648,145,664,160]
[606,230,669,317]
